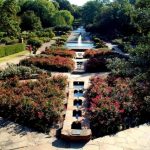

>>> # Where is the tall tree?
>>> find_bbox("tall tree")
[0,0,20,36]
[81,0,103,25]
[21,10,42,31]
[54,0,74,14]
[21,0,57,27]
[53,10,74,26]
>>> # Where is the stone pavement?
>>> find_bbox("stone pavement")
[0,117,150,150]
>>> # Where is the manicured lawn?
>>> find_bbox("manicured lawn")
[0,50,29,63]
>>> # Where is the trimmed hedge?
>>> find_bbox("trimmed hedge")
[0,43,25,58]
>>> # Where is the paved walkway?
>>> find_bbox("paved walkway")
[0,117,150,150]
[0,40,55,70]
[105,42,129,57]
[0,71,150,150]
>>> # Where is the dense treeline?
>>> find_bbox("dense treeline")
[81,0,150,38]
[0,0,80,36]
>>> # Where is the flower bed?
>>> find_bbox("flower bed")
[20,55,75,72]
[84,58,108,72]
[0,64,47,80]
[84,49,112,58]
[84,49,127,59]
[41,49,75,58]
[0,74,67,132]
[86,76,141,137]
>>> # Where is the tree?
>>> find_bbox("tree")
[81,0,103,25]
[54,0,74,14]
[21,0,57,27]
[0,0,20,36]
[0,0,3,7]
[53,10,74,26]
[134,0,150,35]
[21,11,42,31]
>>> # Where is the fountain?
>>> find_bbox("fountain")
[78,35,82,46]
[65,27,94,49]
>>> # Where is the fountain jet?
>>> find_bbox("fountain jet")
[78,35,82,46]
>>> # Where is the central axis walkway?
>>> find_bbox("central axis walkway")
[61,77,91,141]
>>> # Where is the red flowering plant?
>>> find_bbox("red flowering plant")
[85,76,140,137]
[84,58,108,72]
[20,55,75,72]
[84,49,113,58]
[0,74,67,132]
[41,49,75,58]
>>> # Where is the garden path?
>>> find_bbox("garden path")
[105,42,129,57]
[0,40,55,70]
[0,70,150,150]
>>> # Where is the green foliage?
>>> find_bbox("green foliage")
[21,0,57,27]
[54,0,74,14]
[0,0,21,36]
[81,0,102,25]
[21,10,42,31]
[53,10,74,26]
[0,43,25,58]
[0,37,19,45]
[93,37,107,48]
[36,28,55,38]
[27,38,42,48]
[0,64,45,79]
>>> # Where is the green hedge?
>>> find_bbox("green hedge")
[0,43,25,58]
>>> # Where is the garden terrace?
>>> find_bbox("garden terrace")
[20,55,75,72]
[41,49,75,58]
[0,74,67,132]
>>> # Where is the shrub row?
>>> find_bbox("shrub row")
[0,64,48,80]
[0,74,67,132]
[93,37,107,48]
[41,49,75,58]
[20,55,75,72]
[0,43,25,58]
[84,49,112,58]
[84,58,108,72]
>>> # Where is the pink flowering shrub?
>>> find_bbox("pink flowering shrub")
[20,55,75,72]
[86,76,140,137]
[84,58,108,72]
[0,74,67,132]
[41,49,75,58]
[84,49,112,58]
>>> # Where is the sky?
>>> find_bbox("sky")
[68,0,113,6]
[68,0,90,6]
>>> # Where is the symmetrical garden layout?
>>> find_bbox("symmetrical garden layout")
[0,26,149,144]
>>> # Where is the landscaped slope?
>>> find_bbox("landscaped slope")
[0,74,67,132]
